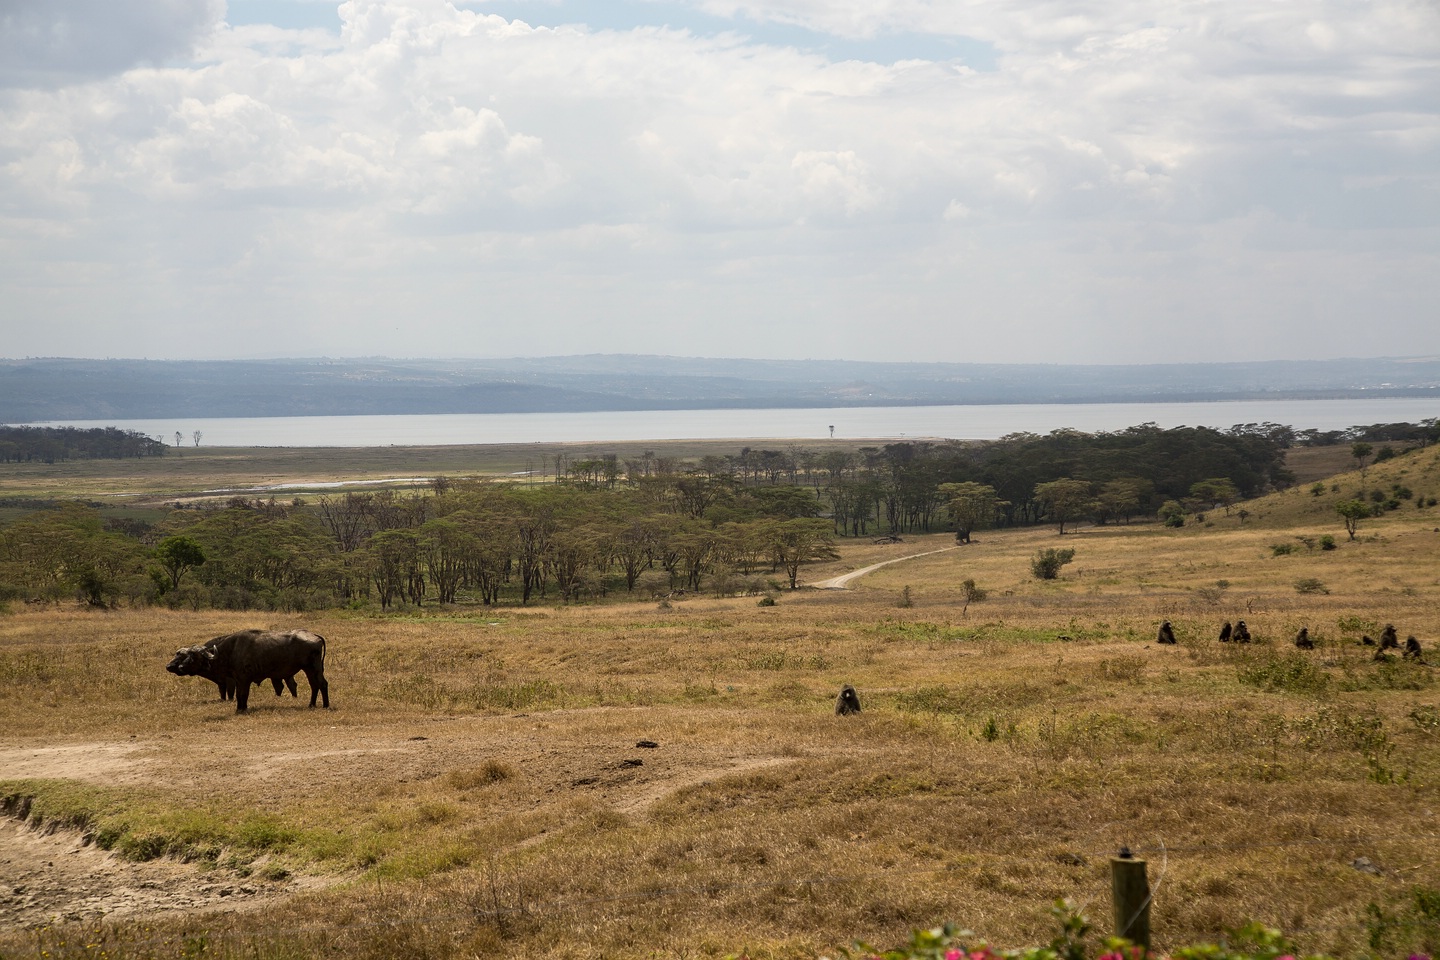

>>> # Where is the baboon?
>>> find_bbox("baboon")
[1404,636,1424,661]
[1233,620,1252,643]
[1361,635,1375,646]
[1157,620,1176,645]
[835,685,862,716]
[1218,621,1233,642]
[1294,627,1314,650]
[1380,625,1400,651]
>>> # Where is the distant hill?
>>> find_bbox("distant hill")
[3,355,1440,422]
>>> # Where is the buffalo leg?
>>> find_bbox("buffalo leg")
[304,669,330,708]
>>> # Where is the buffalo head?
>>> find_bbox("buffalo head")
[166,645,214,676]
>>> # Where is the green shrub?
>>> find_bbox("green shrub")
[1294,577,1329,594]
[1031,548,1076,580]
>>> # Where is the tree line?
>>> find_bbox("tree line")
[0,426,168,463]
[3,419,1435,612]
[682,422,1296,538]
[0,484,837,612]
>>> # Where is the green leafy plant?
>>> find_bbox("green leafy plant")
[1031,548,1076,581]
[1239,653,1331,694]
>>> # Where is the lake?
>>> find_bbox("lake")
[24,397,1440,447]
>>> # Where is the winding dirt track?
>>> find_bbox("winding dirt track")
[810,546,956,589]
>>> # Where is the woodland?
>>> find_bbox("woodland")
[0,421,1365,612]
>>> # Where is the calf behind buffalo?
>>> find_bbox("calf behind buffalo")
[169,629,330,713]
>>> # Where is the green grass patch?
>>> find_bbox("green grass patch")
[1237,652,1332,695]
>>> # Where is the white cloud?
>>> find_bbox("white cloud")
[0,0,1436,363]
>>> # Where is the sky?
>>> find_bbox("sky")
[0,0,1437,365]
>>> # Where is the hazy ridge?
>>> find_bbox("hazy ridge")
[3,355,1440,423]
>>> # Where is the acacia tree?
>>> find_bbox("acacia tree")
[1034,478,1094,535]
[1335,499,1371,540]
[1351,442,1374,478]
[1094,477,1151,525]
[366,530,421,609]
[767,518,839,589]
[1189,478,1241,516]
[154,535,206,591]
[938,481,1006,544]
[418,517,470,604]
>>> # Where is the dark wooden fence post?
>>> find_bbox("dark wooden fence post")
[1111,846,1151,952]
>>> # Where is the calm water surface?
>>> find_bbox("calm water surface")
[28,398,1440,448]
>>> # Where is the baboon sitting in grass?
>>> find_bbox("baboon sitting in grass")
[1380,625,1400,651]
[1157,621,1176,645]
[1233,620,1252,643]
[1294,627,1314,650]
[1404,636,1425,662]
[1218,621,1232,642]
[835,685,862,716]
[1361,635,1375,646]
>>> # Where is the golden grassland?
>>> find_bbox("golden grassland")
[1,448,1440,958]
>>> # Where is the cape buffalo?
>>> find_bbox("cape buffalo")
[167,630,297,701]
[170,629,329,713]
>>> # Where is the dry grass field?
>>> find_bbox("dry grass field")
[3,446,1440,959]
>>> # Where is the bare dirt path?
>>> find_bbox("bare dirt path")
[0,817,316,927]
[810,546,956,589]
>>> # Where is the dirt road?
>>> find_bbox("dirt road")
[810,546,956,589]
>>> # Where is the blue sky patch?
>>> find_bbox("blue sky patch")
[223,0,997,68]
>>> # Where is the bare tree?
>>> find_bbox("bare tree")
[192,430,203,448]
[174,431,183,447]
